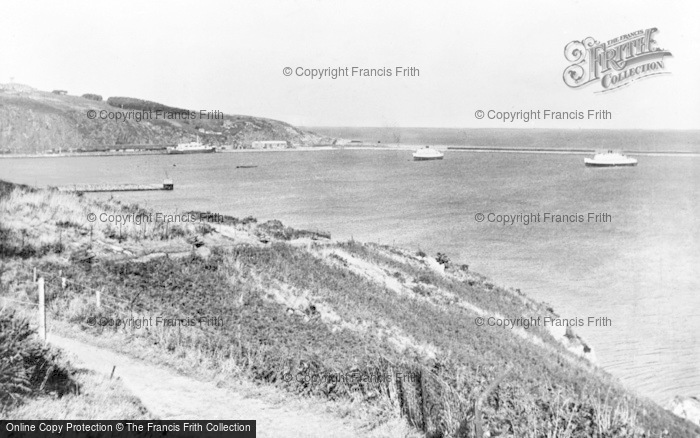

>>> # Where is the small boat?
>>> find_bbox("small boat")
[236,165,258,169]
[584,150,637,167]
[413,146,444,161]
[167,137,216,155]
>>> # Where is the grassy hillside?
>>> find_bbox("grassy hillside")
[0,84,332,154]
[0,309,149,419]
[0,180,697,437]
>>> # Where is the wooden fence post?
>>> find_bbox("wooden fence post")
[474,364,514,437]
[38,277,46,341]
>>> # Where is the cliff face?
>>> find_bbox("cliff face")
[0,85,331,153]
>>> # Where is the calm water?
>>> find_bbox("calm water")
[306,127,700,153]
[1,147,698,404]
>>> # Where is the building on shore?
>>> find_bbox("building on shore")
[251,140,288,149]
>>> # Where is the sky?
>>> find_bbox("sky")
[1,0,699,129]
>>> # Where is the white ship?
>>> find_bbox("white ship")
[166,137,216,154]
[584,150,637,167]
[413,146,444,161]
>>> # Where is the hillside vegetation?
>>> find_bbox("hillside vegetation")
[0,310,74,406]
[0,180,698,437]
[0,84,331,154]
[0,308,149,420]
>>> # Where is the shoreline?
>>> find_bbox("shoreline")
[2,144,698,159]
[0,146,337,159]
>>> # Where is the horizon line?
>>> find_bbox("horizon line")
[301,125,700,132]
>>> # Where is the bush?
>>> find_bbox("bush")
[417,273,433,284]
[81,93,102,101]
[257,220,330,241]
[0,226,64,259]
[242,216,257,225]
[56,220,80,229]
[106,97,189,114]
[436,252,450,267]
[187,211,258,227]
[0,311,76,407]
[167,224,187,238]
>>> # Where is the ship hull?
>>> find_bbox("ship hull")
[167,148,216,155]
[413,156,444,161]
[584,159,637,167]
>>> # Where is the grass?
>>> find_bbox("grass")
[0,308,150,420]
[2,368,150,420]
[0,88,330,154]
[1,180,698,437]
[0,310,75,407]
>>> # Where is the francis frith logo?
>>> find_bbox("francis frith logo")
[563,28,672,92]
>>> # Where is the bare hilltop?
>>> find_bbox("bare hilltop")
[0,83,332,154]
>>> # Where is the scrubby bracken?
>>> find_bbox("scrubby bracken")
[0,310,76,409]
[1,180,698,437]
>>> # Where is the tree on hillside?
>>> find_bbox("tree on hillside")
[82,93,103,101]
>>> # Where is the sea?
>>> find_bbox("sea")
[1,128,698,405]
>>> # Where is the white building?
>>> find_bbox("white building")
[251,140,288,149]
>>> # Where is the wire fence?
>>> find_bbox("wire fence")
[2,225,330,334]
[1,297,38,307]
[3,265,223,341]
[3,264,513,437]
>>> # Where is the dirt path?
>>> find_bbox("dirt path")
[48,334,359,438]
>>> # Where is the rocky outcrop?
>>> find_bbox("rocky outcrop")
[668,396,700,426]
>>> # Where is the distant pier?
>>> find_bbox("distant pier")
[56,179,173,193]
[447,146,700,156]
